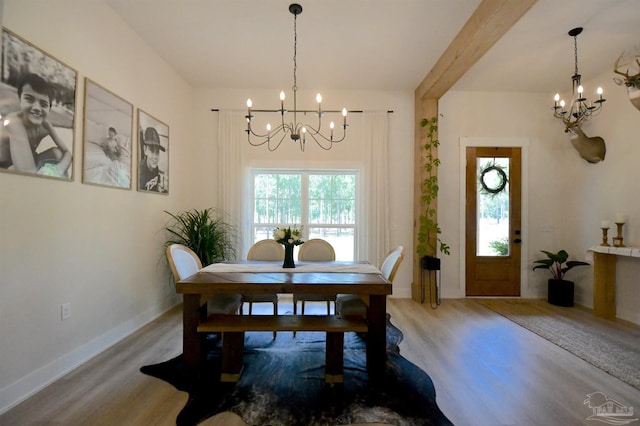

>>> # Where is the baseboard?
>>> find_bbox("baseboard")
[617,306,640,326]
[0,296,181,415]
[392,286,411,298]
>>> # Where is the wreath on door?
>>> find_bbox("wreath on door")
[479,164,508,195]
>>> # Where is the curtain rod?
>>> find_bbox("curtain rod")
[210,109,394,113]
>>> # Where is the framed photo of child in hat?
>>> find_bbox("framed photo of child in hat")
[137,109,168,194]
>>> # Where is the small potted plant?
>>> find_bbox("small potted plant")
[533,249,590,307]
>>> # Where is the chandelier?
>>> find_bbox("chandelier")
[245,3,347,152]
[552,27,605,130]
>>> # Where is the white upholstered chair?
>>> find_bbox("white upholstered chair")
[335,245,406,317]
[294,239,336,315]
[244,239,283,315]
[166,244,242,315]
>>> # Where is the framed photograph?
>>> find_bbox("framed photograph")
[0,27,77,180]
[137,109,168,194]
[82,78,133,189]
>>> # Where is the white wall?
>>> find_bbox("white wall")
[438,68,640,325]
[0,1,198,412]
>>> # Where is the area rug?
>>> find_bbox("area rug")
[478,299,640,391]
[141,315,452,426]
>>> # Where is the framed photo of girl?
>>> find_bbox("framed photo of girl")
[82,78,133,189]
[0,27,78,180]
[137,109,169,194]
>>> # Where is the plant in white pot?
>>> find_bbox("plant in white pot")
[533,250,590,307]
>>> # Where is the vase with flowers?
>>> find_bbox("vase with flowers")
[273,225,304,268]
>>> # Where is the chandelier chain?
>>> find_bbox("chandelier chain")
[573,34,579,77]
[293,12,297,91]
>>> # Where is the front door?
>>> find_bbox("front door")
[466,147,521,296]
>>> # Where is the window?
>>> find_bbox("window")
[251,170,358,260]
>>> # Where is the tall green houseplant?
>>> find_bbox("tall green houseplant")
[164,208,236,265]
[417,116,450,263]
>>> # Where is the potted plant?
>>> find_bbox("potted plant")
[417,115,450,271]
[164,208,237,265]
[533,249,590,307]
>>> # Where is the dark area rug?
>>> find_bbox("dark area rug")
[141,315,452,426]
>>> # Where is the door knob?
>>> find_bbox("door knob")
[513,238,522,243]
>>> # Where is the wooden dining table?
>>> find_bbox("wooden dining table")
[176,260,392,380]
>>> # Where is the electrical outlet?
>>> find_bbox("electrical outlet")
[61,303,71,320]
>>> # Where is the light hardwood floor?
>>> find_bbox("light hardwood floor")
[1,298,639,425]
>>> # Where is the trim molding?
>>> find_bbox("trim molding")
[0,296,181,414]
[458,137,530,297]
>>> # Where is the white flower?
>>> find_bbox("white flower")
[273,225,304,246]
[274,229,286,240]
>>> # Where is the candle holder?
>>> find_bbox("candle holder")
[613,222,625,247]
[600,227,610,246]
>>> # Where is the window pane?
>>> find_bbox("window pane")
[252,170,357,260]
[477,158,510,256]
[254,173,302,224]
[277,174,301,223]
[308,227,354,261]
[308,173,355,225]
[253,226,274,242]
[333,199,355,224]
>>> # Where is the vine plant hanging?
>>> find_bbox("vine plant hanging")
[416,115,450,261]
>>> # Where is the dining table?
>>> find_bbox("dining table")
[176,260,393,381]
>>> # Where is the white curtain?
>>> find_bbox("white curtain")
[217,110,390,266]
[360,112,390,267]
[217,110,246,257]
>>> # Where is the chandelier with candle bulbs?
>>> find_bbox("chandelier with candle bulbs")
[552,27,605,130]
[245,3,347,152]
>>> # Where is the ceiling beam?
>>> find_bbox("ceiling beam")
[415,0,538,100]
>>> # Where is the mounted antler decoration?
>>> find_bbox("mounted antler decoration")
[566,123,606,164]
[551,28,606,164]
[613,50,640,112]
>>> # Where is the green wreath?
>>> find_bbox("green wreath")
[480,165,507,194]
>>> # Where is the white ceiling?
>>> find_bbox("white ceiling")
[106,0,640,94]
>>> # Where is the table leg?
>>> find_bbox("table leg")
[325,331,344,383]
[366,295,387,377]
[593,252,616,318]
[221,332,245,382]
[182,294,201,370]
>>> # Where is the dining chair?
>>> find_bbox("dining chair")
[166,244,242,315]
[295,238,336,315]
[335,245,406,317]
[244,239,283,316]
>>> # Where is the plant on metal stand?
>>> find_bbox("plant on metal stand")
[416,115,450,307]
